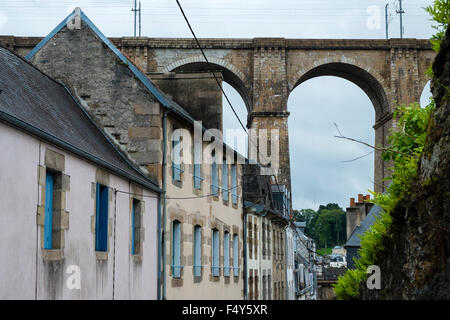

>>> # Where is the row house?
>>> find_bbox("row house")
[18,8,245,299]
[0,8,304,300]
[0,46,161,299]
[243,164,291,300]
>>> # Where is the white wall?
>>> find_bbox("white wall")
[0,123,158,299]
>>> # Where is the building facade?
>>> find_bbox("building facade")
[0,47,161,299]
[21,8,245,300]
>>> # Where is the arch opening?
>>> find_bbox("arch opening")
[420,81,432,108]
[170,62,249,157]
[288,75,376,218]
[292,63,390,120]
[171,62,251,113]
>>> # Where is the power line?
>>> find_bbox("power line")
[115,183,242,200]
[175,0,248,136]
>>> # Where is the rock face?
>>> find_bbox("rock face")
[360,26,450,300]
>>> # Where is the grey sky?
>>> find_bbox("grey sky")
[0,0,434,211]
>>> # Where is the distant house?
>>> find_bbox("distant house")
[0,46,161,299]
[344,205,382,270]
[293,221,316,300]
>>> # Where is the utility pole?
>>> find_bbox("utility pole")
[131,0,142,37]
[139,1,142,37]
[396,0,405,38]
[385,3,389,39]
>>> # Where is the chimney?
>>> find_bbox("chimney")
[358,194,364,203]
[350,198,355,207]
[364,194,370,201]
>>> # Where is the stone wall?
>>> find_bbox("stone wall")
[150,72,223,131]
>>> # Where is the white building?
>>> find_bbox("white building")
[0,47,161,299]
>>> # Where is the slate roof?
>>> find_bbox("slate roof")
[0,46,161,193]
[294,221,306,228]
[345,204,383,247]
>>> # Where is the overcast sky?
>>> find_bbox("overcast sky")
[0,0,434,211]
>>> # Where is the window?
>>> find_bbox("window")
[44,170,54,249]
[263,275,267,300]
[193,142,203,189]
[131,199,142,255]
[95,183,109,252]
[172,220,182,278]
[223,231,230,277]
[194,225,202,277]
[212,229,220,277]
[222,160,229,201]
[233,234,239,277]
[231,164,238,204]
[172,129,182,182]
[211,153,219,196]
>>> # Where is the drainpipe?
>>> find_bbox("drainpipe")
[284,224,289,300]
[243,203,248,299]
[161,110,169,300]
[157,192,161,300]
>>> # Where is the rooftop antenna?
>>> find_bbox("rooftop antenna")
[396,0,405,38]
[131,0,142,37]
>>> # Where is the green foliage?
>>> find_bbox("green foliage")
[425,0,450,52]
[316,247,332,256]
[294,204,346,249]
[334,102,433,300]
[335,0,446,300]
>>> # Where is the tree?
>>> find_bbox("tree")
[293,203,346,248]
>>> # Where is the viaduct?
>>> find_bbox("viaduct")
[1,36,435,196]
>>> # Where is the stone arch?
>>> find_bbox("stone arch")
[290,57,390,120]
[288,58,392,193]
[163,55,252,112]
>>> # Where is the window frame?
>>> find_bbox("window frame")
[44,170,54,249]
[95,183,109,252]
[222,160,229,201]
[211,229,220,277]
[193,225,202,277]
[231,164,238,205]
[233,234,239,277]
[172,220,182,278]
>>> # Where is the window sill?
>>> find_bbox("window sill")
[132,255,143,264]
[96,251,108,261]
[42,249,64,261]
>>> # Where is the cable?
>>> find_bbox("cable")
[114,183,242,200]
[175,0,249,136]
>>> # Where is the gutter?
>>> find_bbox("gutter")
[157,193,162,300]
[284,224,289,300]
[243,195,248,300]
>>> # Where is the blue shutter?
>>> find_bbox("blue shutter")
[95,184,109,252]
[212,229,219,276]
[222,162,228,201]
[224,232,230,276]
[44,172,54,249]
[194,163,201,189]
[172,138,181,181]
[231,165,238,204]
[233,234,239,277]
[173,221,181,278]
[194,226,201,277]
[211,161,218,196]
